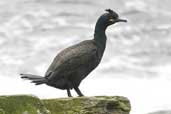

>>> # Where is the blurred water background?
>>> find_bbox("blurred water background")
[0,0,171,114]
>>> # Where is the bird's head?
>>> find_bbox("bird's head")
[97,9,127,28]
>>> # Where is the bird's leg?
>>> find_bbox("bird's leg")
[66,79,73,97]
[67,88,72,97]
[74,87,84,97]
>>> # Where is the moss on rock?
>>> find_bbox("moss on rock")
[0,95,49,114]
[0,95,131,114]
[43,96,131,114]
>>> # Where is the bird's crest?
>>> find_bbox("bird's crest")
[105,9,119,18]
[105,9,114,14]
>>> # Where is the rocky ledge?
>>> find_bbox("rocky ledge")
[0,95,131,114]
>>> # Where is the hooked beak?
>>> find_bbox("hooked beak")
[115,18,127,23]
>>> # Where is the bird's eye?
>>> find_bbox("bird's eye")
[108,18,114,22]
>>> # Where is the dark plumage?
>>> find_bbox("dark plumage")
[21,9,127,97]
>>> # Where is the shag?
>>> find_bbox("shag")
[21,9,127,97]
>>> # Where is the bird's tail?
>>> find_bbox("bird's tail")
[20,73,48,85]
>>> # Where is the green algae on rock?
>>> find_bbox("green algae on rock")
[43,96,131,114]
[0,95,49,114]
[0,95,131,114]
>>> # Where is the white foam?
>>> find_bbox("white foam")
[0,75,171,114]
[0,55,23,65]
[0,76,66,98]
[0,37,5,45]
[125,0,147,11]
[52,18,69,26]
[81,76,171,114]
[75,22,94,29]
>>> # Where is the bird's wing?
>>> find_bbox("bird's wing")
[45,40,99,79]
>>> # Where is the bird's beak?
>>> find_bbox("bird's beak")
[116,18,127,23]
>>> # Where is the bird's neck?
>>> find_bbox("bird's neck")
[94,22,107,53]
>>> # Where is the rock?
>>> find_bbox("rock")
[0,95,131,114]
[43,96,131,114]
[0,95,48,114]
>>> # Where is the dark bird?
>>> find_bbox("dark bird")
[21,9,127,97]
